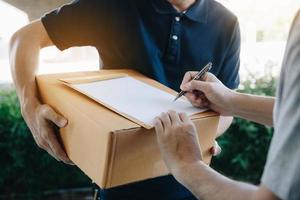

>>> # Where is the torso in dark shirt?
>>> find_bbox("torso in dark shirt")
[41,0,240,199]
[42,0,240,91]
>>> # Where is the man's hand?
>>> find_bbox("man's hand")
[153,110,202,175]
[22,99,72,164]
[180,72,236,116]
[10,21,73,164]
[153,111,279,200]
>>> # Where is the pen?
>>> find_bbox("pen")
[173,62,213,102]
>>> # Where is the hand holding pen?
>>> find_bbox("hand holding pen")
[174,62,212,102]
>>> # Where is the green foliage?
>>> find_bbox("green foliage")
[0,90,90,198]
[211,74,277,184]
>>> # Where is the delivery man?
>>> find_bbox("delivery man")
[9,0,240,199]
[154,10,300,200]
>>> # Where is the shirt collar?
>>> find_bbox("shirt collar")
[151,0,208,24]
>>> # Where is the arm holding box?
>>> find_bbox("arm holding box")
[9,20,71,164]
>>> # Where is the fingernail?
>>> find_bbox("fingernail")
[150,118,157,125]
[180,84,186,90]
[210,147,215,155]
[60,119,68,127]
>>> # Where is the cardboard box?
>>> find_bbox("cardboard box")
[36,69,219,189]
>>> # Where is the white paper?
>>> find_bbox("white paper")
[72,76,206,127]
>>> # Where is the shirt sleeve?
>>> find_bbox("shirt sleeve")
[218,19,241,89]
[41,0,108,50]
[261,11,300,200]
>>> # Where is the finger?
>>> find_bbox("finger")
[185,93,204,108]
[42,125,71,164]
[201,100,210,108]
[210,141,222,156]
[31,128,51,154]
[36,136,60,161]
[42,106,68,128]
[47,136,71,164]
[35,135,50,153]
[193,98,210,108]
[197,94,210,107]
[178,112,191,124]
[180,71,199,91]
[185,92,200,103]
[160,112,171,129]
[203,72,220,82]
[188,80,210,93]
[154,117,164,134]
[185,94,200,107]
[167,110,181,125]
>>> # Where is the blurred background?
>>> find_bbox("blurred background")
[0,0,300,199]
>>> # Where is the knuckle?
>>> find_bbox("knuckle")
[40,140,48,149]
[173,124,182,131]
[161,112,168,118]
[179,112,186,118]
[39,105,52,116]
[40,131,49,140]
[190,81,198,88]
[168,110,176,115]
[37,105,45,115]
[183,123,194,130]
[184,71,190,78]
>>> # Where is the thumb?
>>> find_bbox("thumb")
[46,107,68,128]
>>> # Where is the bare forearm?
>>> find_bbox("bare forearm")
[231,93,275,127]
[9,21,51,107]
[154,111,279,200]
[175,162,258,200]
[9,21,71,164]
[10,34,40,107]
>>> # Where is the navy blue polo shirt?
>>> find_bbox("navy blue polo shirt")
[42,0,240,199]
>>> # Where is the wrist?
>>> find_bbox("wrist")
[171,161,204,185]
[18,83,39,108]
[227,90,242,116]
[21,96,40,117]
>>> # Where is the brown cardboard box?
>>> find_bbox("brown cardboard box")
[36,69,219,188]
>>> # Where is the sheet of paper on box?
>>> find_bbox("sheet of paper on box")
[71,76,206,128]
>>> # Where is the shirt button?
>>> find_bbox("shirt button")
[172,35,178,40]
[175,16,180,22]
